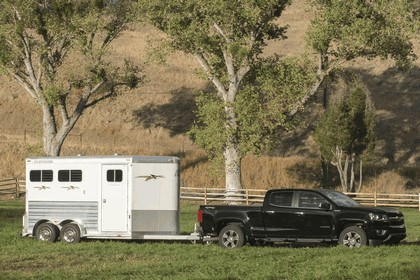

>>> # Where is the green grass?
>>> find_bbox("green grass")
[1,200,420,280]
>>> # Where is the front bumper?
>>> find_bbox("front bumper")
[367,221,406,243]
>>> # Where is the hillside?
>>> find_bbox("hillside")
[0,0,419,192]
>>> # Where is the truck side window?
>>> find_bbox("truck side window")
[107,169,123,182]
[269,191,293,207]
[29,170,53,182]
[298,192,327,208]
[58,170,82,182]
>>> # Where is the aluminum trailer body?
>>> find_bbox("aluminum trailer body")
[22,155,201,243]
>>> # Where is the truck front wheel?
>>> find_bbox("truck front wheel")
[218,225,245,248]
[339,226,367,248]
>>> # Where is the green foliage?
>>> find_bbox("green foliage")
[188,92,227,161]
[189,57,316,161]
[314,83,376,162]
[236,56,316,154]
[43,84,62,105]
[138,0,291,86]
[307,0,417,68]
[0,0,141,155]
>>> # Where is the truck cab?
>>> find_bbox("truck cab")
[199,189,407,248]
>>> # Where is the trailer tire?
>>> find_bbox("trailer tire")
[35,222,59,242]
[60,223,81,244]
[218,224,245,248]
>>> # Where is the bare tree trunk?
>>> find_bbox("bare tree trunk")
[343,154,350,192]
[223,101,242,203]
[42,106,59,156]
[356,160,363,193]
[333,147,346,192]
[333,147,353,192]
[224,144,242,203]
[42,98,84,156]
[350,153,356,193]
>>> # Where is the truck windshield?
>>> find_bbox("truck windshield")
[324,191,360,207]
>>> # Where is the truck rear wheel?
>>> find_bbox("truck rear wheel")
[339,226,367,248]
[218,225,245,248]
[35,222,59,242]
[60,223,81,244]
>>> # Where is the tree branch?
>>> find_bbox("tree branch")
[11,72,39,100]
[288,55,347,117]
[194,53,227,98]
[213,22,231,43]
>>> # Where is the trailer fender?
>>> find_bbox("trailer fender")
[59,220,86,237]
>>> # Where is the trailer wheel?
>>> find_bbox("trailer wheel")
[60,223,81,244]
[339,226,367,248]
[35,222,59,242]
[218,225,245,248]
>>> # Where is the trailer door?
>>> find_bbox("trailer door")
[101,165,128,232]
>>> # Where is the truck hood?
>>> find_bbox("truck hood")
[340,205,402,215]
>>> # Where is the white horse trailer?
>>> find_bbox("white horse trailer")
[22,155,202,243]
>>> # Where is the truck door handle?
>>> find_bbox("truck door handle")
[103,199,106,203]
[266,211,275,214]
[294,212,304,216]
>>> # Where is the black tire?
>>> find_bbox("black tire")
[339,226,367,248]
[60,223,81,244]
[218,225,245,248]
[35,222,59,242]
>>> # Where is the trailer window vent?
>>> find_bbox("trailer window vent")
[107,169,123,182]
[30,170,53,182]
[58,170,82,182]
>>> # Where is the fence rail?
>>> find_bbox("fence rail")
[0,178,25,198]
[2,179,419,210]
[180,187,420,210]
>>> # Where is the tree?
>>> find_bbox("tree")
[300,0,418,115]
[314,82,375,192]
[189,56,315,172]
[138,0,316,197]
[0,0,142,156]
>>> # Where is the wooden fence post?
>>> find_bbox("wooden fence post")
[15,178,19,197]
[246,188,249,205]
[204,186,207,205]
[374,191,377,207]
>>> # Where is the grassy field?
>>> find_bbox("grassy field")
[1,200,420,280]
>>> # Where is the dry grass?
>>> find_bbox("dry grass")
[0,0,418,193]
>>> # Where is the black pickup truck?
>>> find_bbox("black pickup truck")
[198,189,406,248]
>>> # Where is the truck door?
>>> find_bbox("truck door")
[101,165,128,232]
[262,191,298,238]
[292,191,333,239]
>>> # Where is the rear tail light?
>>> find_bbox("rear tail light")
[197,209,203,223]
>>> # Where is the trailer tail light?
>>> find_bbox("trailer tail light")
[197,209,203,223]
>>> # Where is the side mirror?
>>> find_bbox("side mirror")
[319,202,331,210]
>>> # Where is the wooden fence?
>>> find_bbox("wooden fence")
[180,187,420,210]
[0,178,25,198]
[2,179,419,210]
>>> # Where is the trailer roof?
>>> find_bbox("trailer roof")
[26,155,179,164]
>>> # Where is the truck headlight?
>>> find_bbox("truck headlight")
[369,213,388,221]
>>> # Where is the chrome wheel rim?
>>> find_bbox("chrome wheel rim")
[39,227,53,241]
[342,231,362,248]
[222,230,239,248]
[63,228,77,243]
